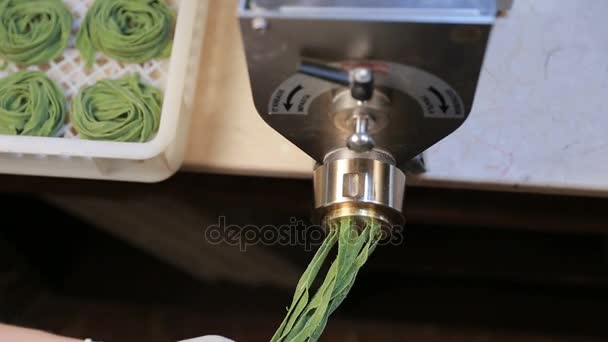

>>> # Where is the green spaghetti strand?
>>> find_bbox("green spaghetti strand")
[76,0,175,68]
[0,71,67,137]
[0,0,72,66]
[272,217,383,342]
[71,74,161,142]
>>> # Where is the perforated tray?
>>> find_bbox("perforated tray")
[0,0,209,182]
[0,0,176,139]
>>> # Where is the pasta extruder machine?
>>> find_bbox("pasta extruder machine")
[238,0,511,229]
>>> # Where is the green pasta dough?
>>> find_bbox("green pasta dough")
[76,0,175,68]
[272,217,383,342]
[0,0,72,66]
[71,74,162,142]
[0,71,67,137]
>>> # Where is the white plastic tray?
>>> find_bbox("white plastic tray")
[0,0,208,182]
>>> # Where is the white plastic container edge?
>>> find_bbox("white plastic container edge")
[0,0,209,182]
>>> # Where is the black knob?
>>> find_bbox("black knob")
[350,68,374,101]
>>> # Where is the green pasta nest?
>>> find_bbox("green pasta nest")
[0,0,72,66]
[71,74,162,143]
[76,0,175,68]
[0,71,67,136]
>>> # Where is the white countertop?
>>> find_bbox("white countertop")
[186,0,608,196]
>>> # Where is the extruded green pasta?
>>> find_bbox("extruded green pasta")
[71,74,162,143]
[272,217,383,342]
[0,0,72,66]
[76,0,175,68]
[0,71,67,137]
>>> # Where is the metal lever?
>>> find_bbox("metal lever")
[298,61,375,101]
[298,60,350,86]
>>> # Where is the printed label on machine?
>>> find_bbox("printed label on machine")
[268,61,465,119]
[269,75,338,115]
[383,62,465,119]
